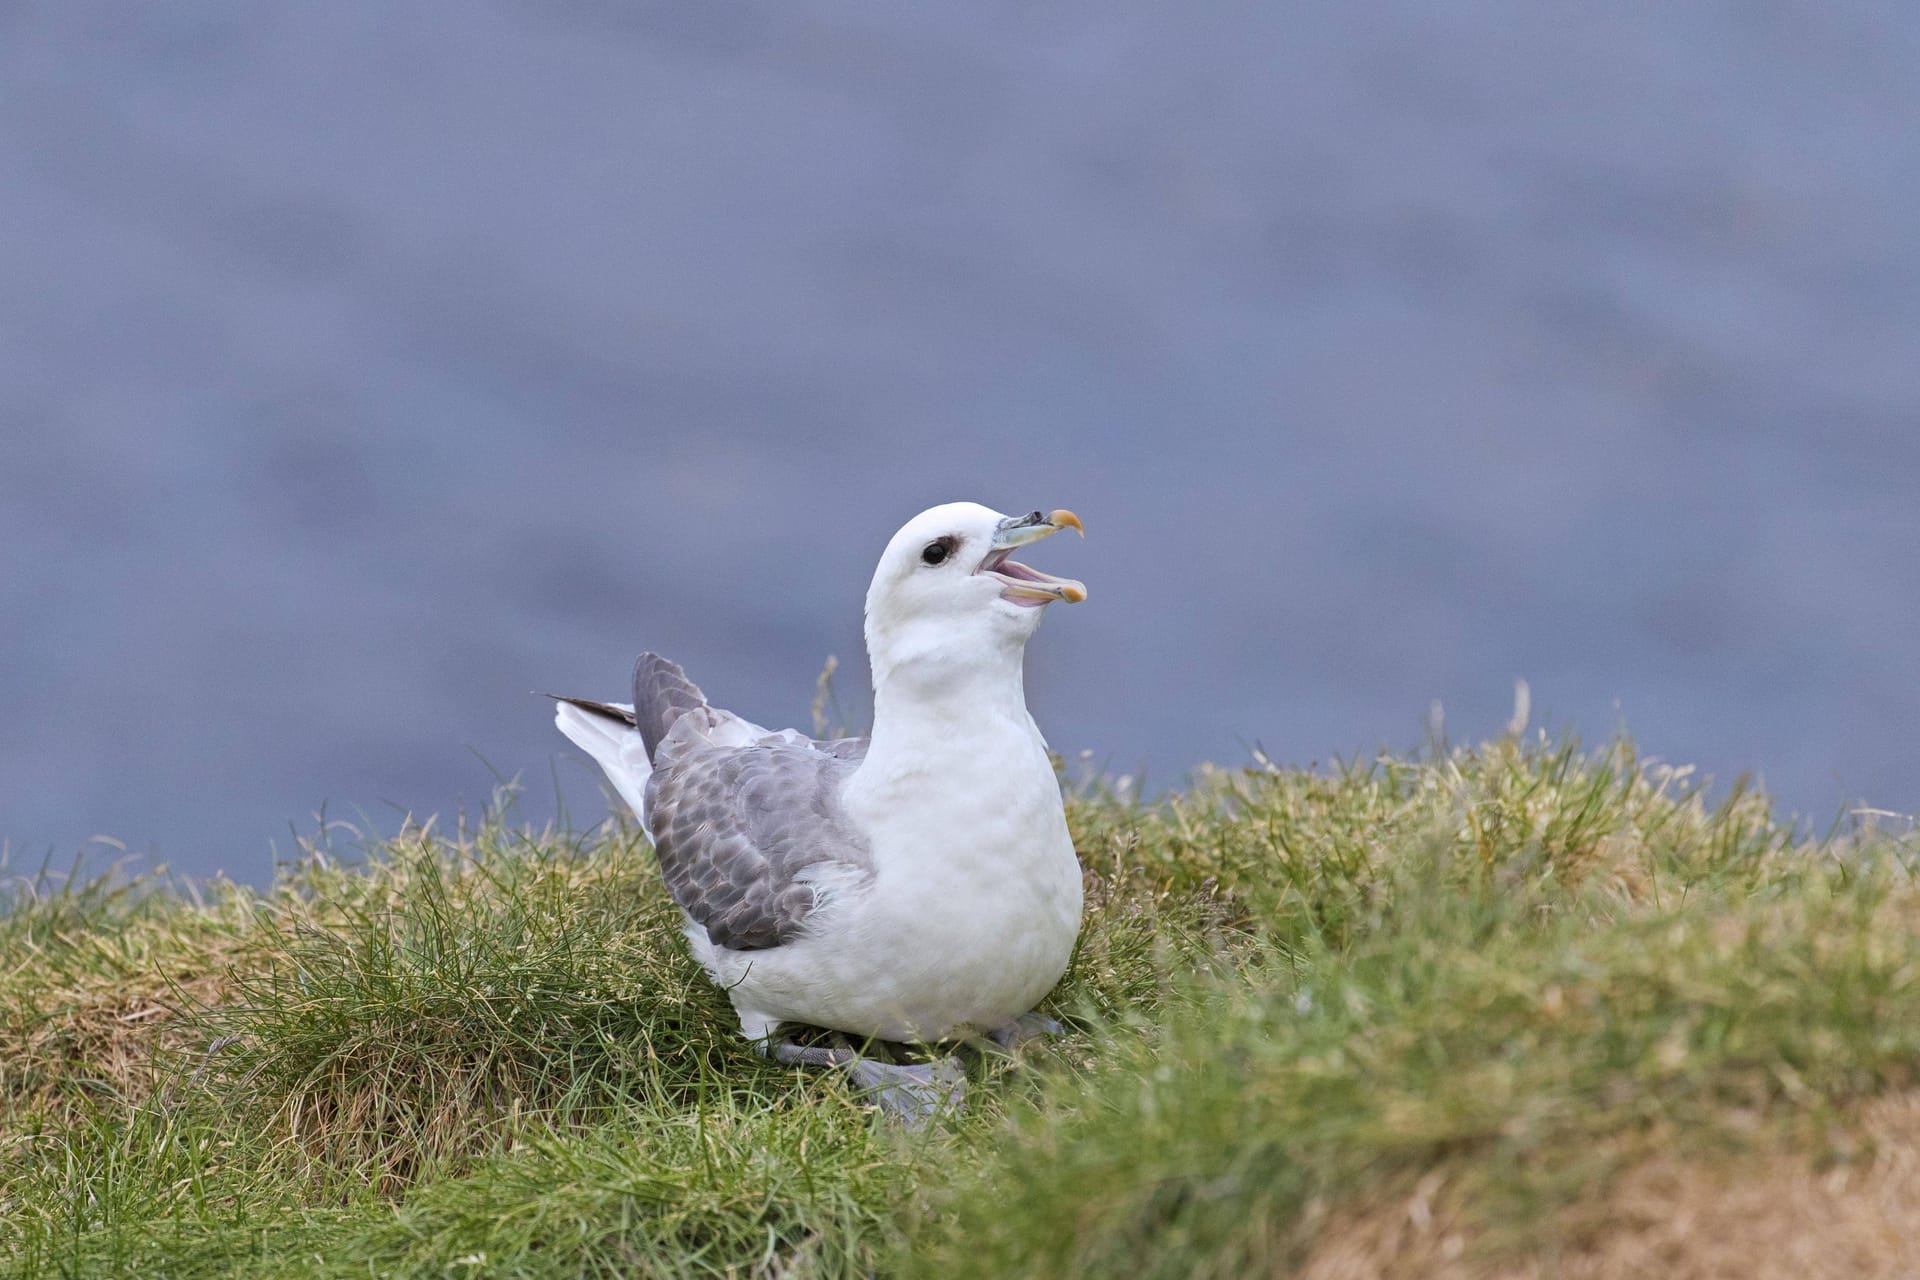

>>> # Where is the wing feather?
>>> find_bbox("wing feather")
[645,732,872,951]
[559,651,871,951]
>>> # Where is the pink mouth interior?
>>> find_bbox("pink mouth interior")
[979,548,1071,607]
[981,550,1048,582]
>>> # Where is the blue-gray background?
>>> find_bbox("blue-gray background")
[4,4,1915,884]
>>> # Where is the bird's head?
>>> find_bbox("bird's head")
[863,501,1086,687]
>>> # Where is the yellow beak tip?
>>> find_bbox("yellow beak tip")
[1048,508,1085,537]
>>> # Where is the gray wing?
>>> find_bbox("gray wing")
[643,732,872,951]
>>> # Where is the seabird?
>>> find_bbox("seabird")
[551,502,1088,1119]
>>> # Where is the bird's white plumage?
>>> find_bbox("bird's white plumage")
[555,501,1085,1044]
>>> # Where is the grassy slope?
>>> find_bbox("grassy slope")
[2,734,1916,1278]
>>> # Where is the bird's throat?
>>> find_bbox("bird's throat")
[863,649,1035,768]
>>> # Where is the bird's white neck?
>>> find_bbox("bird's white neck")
[862,632,1037,769]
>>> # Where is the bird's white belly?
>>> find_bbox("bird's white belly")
[702,741,1084,1041]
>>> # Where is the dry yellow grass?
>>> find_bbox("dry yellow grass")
[0,891,250,1125]
[1300,1093,1920,1279]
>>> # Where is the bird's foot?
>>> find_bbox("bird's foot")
[987,1012,1064,1051]
[770,1035,965,1127]
[771,1037,859,1070]
[845,1055,967,1128]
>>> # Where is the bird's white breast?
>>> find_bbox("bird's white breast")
[712,706,1084,1041]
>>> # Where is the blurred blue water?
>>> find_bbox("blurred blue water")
[2,3,1916,883]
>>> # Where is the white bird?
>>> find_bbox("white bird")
[551,502,1088,1118]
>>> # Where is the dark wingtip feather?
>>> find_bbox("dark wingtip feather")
[541,692,638,728]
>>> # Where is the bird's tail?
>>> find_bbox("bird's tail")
[551,695,654,829]
[551,653,748,831]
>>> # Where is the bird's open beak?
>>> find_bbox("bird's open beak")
[980,509,1087,606]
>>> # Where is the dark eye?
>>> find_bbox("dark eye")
[921,539,952,566]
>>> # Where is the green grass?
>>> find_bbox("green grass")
[3,733,1915,1277]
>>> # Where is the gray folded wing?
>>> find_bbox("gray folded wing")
[643,731,872,951]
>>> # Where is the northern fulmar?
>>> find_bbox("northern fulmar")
[551,502,1087,1120]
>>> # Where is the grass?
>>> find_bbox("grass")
[3,731,1916,1278]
